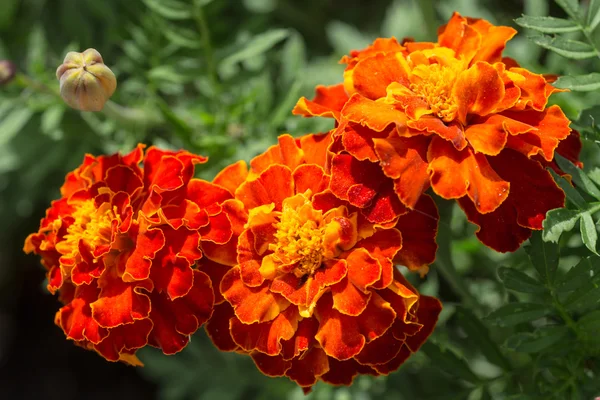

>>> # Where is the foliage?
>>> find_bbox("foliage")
[3,0,600,399]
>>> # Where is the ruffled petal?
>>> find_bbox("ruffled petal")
[293,84,349,120]
[428,136,509,214]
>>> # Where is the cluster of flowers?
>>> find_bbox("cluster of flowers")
[24,13,579,393]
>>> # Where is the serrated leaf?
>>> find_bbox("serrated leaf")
[515,15,580,33]
[556,256,600,292]
[498,267,547,294]
[530,35,596,59]
[564,279,600,312]
[554,73,600,91]
[543,202,600,245]
[577,310,600,342]
[280,31,306,86]
[141,0,192,20]
[163,25,202,49]
[421,342,480,383]
[455,307,511,370]
[0,108,34,147]
[527,231,559,284]
[555,0,581,20]
[588,0,600,30]
[549,169,587,209]
[555,154,600,200]
[219,29,289,77]
[486,303,553,327]
[543,208,581,242]
[581,211,599,255]
[504,326,568,353]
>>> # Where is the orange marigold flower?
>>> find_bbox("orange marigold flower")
[23,145,232,364]
[293,12,580,252]
[203,133,441,392]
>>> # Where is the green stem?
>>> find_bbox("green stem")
[193,1,218,85]
[435,200,481,310]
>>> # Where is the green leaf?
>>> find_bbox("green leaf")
[564,279,600,312]
[543,208,582,242]
[577,310,600,343]
[280,31,306,86]
[497,267,547,294]
[554,73,600,91]
[455,307,511,370]
[515,15,580,33]
[588,0,600,30]
[504,326,568,353]
[527,231,559,284]
[141,0,192,20]
[0,108,34,147]
[530,35,596,59]
[581,211,599,255]
[219,29,289,76]
[555,154,600,200]
[326,20,372,55]
[421,342,480,383]
[556,256,600,292]
[41,105,65,136]
[554,0,581,20]
[543,201,600,246]
[486,303,553,327]
[163,25,202,49]
[548,169,587,209]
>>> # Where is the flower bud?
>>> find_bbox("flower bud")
[0,60,16,86]
[56,48,116,112]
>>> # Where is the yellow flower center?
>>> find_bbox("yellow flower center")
[269,199,325,278]
[57,199,114,258]
[410,62,461,122]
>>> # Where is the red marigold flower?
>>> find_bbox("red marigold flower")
[293,12,579,252]
[203,133,442,392]
[23,145,231,364]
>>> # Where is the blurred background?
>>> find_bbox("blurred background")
[0,0,597,399]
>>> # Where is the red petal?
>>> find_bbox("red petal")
[205,302,239,351]
[373,134,431,208]
[293,84,349,120]
[405,295,442,352]
[91,277,152,328]
[221,267,290,324]
[355,228,402,289]
[331,277,372,316]
[293,164,329,195]
[394,195,439,271]
[341,93,407,132]
[94,319,153,361]
[213,160,249,195]
[503,106,571,161]
[299,131,334,167]
[286,346,329,387]
[56,283,108,344]
[250,134,304,174]
[315,292,395,360]
[320,357,377,386]
[428,136,509,214]
[454,61,505,123]
[437,13,481,62]
[148,270,214,354]
[347,52,411,100]
[229,306,299,355]
[407,118,467,150]
[340,122,391,162]
[235,164,294,211]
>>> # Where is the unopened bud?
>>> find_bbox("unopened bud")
[56,49,116,112]
[0,60,16,86]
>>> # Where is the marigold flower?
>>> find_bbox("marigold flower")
[203,133,441,392]
[23,145,232,364]
[293,12,581,252]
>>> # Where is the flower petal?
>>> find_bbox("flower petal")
[341,93,407,132]
[394,195,439,272]
[235,164,294,211]
[347,52,411,100]
[221,267,290,324]
[428,136,509,214]
[213,160,249,196]
[293,84,349,120]
[454,61,505,123]
[373,134,431,208]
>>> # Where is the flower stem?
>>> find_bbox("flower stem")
[193,1,218,85]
